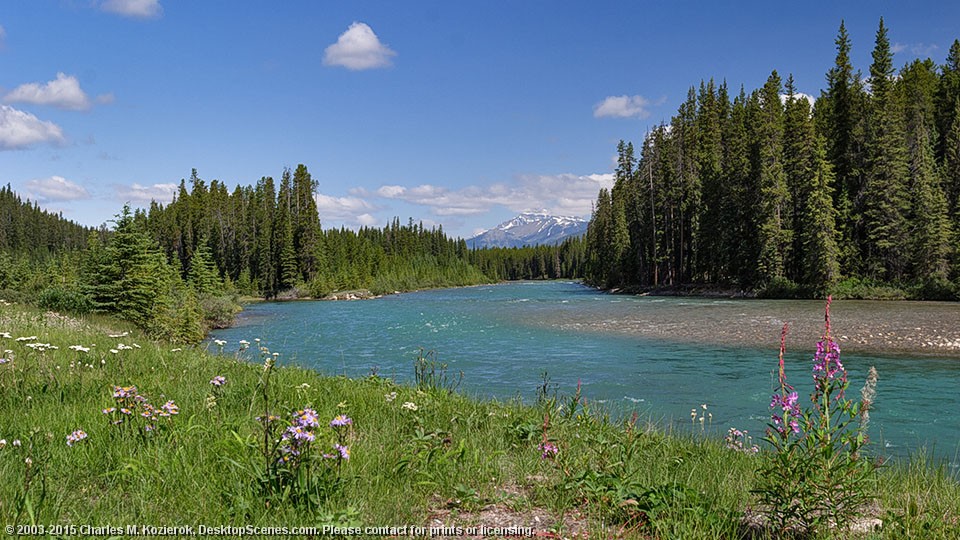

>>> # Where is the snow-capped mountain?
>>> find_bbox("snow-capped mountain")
[466,211,589,248]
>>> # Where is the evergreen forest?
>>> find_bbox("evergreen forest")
[0,166,577,343]
[3,19,960,342]
[584,20,960,299]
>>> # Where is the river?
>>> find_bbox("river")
[209,281,960,468]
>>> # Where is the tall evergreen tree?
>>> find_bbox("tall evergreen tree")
[862,18,911,280]
[753,71,792,284]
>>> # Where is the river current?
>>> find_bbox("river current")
[209,281,960,467]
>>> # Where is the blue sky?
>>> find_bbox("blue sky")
[2,1,959,238]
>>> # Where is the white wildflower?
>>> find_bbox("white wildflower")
[401,402,419,411]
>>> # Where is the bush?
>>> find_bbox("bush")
[909,278,958,301]
[756,276,803,299]
[37,288,93,314]
[199,293,242,330]
[828,277,907,300]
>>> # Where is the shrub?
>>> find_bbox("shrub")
[37,288,93,314]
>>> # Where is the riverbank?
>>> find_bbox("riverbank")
[2,301,959,538]
[577,285,960,357]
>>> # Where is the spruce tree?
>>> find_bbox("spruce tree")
[862,18,911,280]
[753,71,792,285]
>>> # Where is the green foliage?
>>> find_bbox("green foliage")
[413,348,462,394]
[754,302,878,536]
[36,288,93,315]
[829,277,908,300]
[584,18,960,296]
[0,303,958,536]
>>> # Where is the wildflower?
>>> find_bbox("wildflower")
[132,343,141,348]
[385,391,397,402]
[0,332,11,339]
[12,439,21,447]
[238,339,250,349]
[334,443,351,460]
[210,375,226,387]
[0,439,5,448]
[66,430,88,446]
[107,332,129,338]
[102,407,116,414]
[294,408,320,428]
[330,414,353,427]
[170,348,182,352]
[402,402,418,411]
[0,357,10,365]
[538,441,559,459]
[161,400,179,416]
[113,386,137,399]
[69,345,90,353]
[109,349,119,354]
[16,336,37,342]
[117,343,133,350]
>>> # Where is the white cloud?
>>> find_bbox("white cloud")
[0,24,6,48]
[4,73,93,111]
[893,42,939,56]
[371,173,614,219]
[25,176,90,201]
[593,95,652,119]
[780,92,816,109]
[315,193,381,226]
[100,0,162,19]
[114,182,178,204]
[0,105,65,150]
[323,22,396,70]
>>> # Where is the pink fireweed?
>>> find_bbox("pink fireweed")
[538,441,559,459]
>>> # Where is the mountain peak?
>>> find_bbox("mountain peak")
[467,212,588,248]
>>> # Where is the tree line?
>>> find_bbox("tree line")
[0,166,578,342]
[585,20,960,299]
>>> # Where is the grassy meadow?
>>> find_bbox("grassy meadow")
[1,300,959,539]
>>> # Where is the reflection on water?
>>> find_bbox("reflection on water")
[211,281,960,469]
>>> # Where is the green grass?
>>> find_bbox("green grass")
[1,301,959,538]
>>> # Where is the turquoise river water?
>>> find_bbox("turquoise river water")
[209,281,960,468]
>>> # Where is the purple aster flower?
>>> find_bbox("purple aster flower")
[66,430,87,446]
[334,444,350,460]
[210,376,226,387]
[330,414,353,428]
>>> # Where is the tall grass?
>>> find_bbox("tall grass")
[1,301,958,538]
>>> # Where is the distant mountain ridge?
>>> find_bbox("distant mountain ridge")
[466,211,588,248]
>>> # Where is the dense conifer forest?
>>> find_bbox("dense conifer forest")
[4,19,959,342]
[584,20,960,299]
[0,166,575,342]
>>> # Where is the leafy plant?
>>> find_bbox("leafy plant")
[754,297,878,536]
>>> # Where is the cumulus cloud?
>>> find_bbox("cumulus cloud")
[25,176,90,201]
[0,105,65,150]
[100,0,162,19]
[780,92,816,109]
[4,73,100,111]
[371,173,614,219]
[315,193,382,227]
[323,22,396,70]
[593,95,652,119]
[114,182,178,204]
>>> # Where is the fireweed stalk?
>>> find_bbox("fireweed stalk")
[754,297,878,536]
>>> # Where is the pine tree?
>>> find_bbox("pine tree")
[820,20,868,273]
[753,71,792,285]
[801,137,841,292]
[862,18,911,280]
